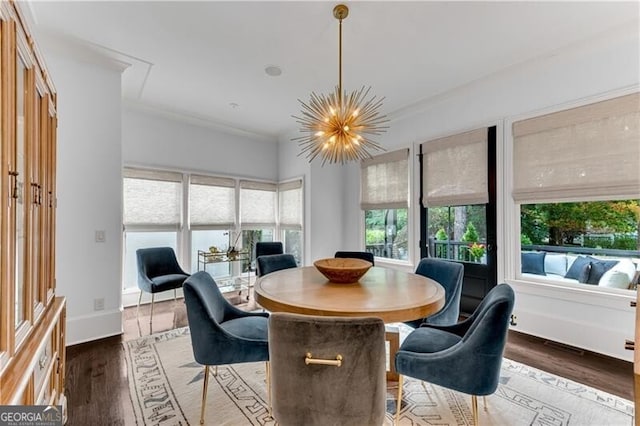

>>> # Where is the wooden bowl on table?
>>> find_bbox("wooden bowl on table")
[313,258,373,284]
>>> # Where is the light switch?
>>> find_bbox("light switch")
[95,230,106,243]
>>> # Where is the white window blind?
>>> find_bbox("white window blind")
[240,180,277,227]
[513,93,640,202]
[279,179,303,229]
[123,168,183,228]
[421,128,488,207]
[360,149,409,210]
[189,175,236,227]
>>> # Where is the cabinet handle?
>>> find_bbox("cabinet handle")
[9,171,19,199]
[625,340,635,351]
[31,183,39,205]
[631,301,637,308]
[38,184,42,205]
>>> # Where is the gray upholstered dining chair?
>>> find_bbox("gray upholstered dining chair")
[269,312,387,426]
[404,257,464,328]
[183,271,270,424]
[136,247,190,327]
[256,253,297,277]
[394,283,515,426]
[334,250,375,266]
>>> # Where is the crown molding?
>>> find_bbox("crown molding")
[123,99,277,144]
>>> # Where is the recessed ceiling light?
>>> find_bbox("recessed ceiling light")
[265,65,282,77]
[229,102,239,109]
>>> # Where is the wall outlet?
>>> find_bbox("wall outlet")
[94,298,105,311]
[95,230,106,243]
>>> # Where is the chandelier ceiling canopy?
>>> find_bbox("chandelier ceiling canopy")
[293,4,388,165]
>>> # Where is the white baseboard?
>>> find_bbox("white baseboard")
[66,309,123,346]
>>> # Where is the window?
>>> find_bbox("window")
[121,169,305,294]
[422,128,490,265]
[361,149,409,261]
[189,175,236,276]
[122,168,182,290]
[279,179,303,264]
[513,93,640,289]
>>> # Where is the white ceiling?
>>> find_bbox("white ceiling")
[29,1,639,139]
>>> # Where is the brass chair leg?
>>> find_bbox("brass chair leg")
[200,365,210,425]
[150,294,155,327]
[265,361,272,417]
[174,288,177,301]
[136,291,143,319]
[483,395,488,412]
[213,366,218,376]
[471,395,478,426]
[395,375,403,426]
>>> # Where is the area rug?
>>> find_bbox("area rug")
[123,327,634,425]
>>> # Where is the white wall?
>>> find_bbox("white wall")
[44,50,125,345]
[280,24,640,360]
[122,107,278,181]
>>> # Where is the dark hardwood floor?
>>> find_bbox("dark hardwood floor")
[65,296,634,425]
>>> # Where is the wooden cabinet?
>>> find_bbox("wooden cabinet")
[0,0,65,414]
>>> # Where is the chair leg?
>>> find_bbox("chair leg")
[395,374,404,426]
[174,288,177,301]
[136,291,143,319]
[149,294,155,331]
[471,395,478,426]
[483,395,488,412]
[200,365,210,425]
[213,366,218,376]
[265,362,272,417]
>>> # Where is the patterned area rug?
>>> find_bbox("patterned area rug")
[123,327,634,425]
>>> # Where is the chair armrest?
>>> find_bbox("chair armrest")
[223,303,269,322]
[137,273,154,293]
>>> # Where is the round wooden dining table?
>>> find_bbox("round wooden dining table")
[254,265,445,323]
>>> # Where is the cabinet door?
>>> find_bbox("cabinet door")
[14,44,27,332]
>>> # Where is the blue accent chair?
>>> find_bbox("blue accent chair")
[256,253,298,277]
[256,241,284,258]
[405,258,464,328]
[269,312,387,426]
[136,247,190,328]
[395,283,515,426]
[334,251,375,266]
[183,271,270,424]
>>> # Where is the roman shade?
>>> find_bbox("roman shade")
[123,168,182,228]
[421,128,488,207]
[360,149,409,210]
[278,179,303,229]
[189,175,236,228]
[512,92,640,202]
[240,180,277,227]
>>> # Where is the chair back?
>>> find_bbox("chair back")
[415,258,464,326]
[256,253,297,277]
[255,241,284,258]
[269,312,386,426]
[136,247,186,279]
[183,271,269,366]
[334,251,374,266]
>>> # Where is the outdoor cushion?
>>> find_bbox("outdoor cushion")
[544,254,567,276]
[565,256,591,280]
[598,270,632,289]
[522,252,546,275]
[585,257,618,284]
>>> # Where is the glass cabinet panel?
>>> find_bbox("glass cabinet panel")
[15,57,26,328]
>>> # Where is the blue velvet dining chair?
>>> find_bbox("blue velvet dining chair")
[395,283,515,426]
[255,241,284,258]
[136,247,190,328]
[334,251,375,266]
[404,258,464,328]
[256,253,298,277]
[183,271,270,424]
[269,312,387,426]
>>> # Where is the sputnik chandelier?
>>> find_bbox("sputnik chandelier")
[293,4,388,165]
